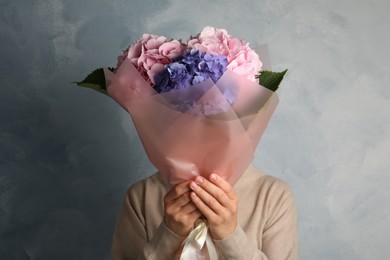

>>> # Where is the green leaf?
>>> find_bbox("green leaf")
[256,69,288,92]
[74,68,110,95]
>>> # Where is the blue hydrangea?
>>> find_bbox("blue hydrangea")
[154,50,228,93]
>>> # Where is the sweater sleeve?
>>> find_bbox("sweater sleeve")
[214,181,299,260]
[111,187,185,260]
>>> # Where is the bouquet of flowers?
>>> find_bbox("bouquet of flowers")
[76,26,287,259]
[77,26,286,185]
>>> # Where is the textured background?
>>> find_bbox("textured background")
[1,0,389,259]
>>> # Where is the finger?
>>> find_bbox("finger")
[209,173,237,200]
[172,191,193,208]
[165,194,199,221]
[187,209,202,224]
[190,181,224,214]
[192,176,231,208]
[188,208,202,219]
[165,180,192,201]
[180,201,199,215]
[190,191,218,220]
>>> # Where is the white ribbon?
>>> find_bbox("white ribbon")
[180,220,218,260]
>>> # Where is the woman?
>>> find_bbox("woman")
[111,164,299,259]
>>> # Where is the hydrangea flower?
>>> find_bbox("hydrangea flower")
[153,50,228,93]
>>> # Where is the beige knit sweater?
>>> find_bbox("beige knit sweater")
[111,165,299,259]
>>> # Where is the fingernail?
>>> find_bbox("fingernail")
[190,181,198,190]
[210,174,217,181]
[195,176,204,185]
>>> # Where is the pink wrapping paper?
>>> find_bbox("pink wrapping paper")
[106,58,278,186]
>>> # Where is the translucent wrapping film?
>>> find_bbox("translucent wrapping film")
[106,57,278,186]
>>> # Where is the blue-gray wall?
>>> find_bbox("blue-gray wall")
[1,0,389,259]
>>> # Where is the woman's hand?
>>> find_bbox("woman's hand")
[164,180,202,237]
[189,173,238,240]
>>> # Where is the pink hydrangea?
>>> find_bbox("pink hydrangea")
[116,34,186,84]
[188,26,262,81]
